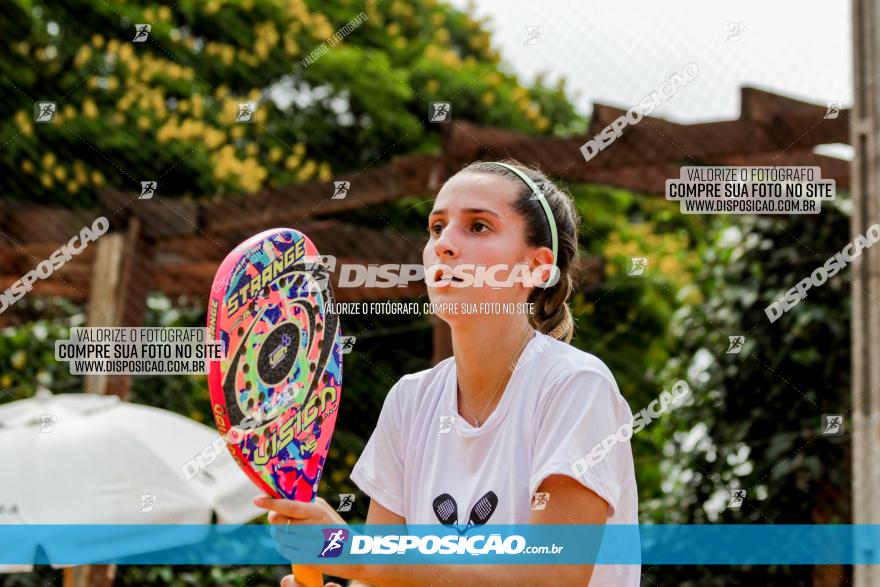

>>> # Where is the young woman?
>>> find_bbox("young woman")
[255,160,640,586]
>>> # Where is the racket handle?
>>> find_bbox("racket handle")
[292,564,323,587]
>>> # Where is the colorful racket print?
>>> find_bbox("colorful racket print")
[207,228,342,587]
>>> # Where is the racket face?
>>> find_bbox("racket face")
[433,494,459,526]
[207,228,342,501]
[469,491,498,525]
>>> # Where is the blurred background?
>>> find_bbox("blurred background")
[0,0,858,585]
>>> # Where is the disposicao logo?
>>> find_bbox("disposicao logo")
[318,528,349,558]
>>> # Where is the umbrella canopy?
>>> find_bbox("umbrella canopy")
[0,389,263,569]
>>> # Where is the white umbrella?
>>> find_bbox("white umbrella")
[0,389,263,570]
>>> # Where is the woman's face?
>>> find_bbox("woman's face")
[423,172,553,319]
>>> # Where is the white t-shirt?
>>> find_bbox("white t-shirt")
[351,330,640,586]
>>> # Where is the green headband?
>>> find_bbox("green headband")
[487,162,558,267]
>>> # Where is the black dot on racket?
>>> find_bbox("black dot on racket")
[257,322,299,385]
[279,277,286,287]
[245,380,252,391]
[243,363,249,374]
[237,327,244,337]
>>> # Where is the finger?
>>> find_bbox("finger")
[280,575,298,587]
[267,511,291,525]
[325,583,343,587]
[253,496,316,520]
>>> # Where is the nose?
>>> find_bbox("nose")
[431,224,460,262]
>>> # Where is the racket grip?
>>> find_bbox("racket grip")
[292,564,323,587]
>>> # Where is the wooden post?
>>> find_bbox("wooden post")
[66,219,150,587]
[851,1,880,585]
[83,218,150,399]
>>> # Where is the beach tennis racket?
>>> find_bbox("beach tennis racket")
[432,493,459,528]
[463,491,498,533]
[207,227,342,587]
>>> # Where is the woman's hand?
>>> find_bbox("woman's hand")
[253,494,346,527]
[279,574,342,587]
[253,495,365,583]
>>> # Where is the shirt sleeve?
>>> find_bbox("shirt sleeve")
[350,379,406,517]
[529,367,635,517]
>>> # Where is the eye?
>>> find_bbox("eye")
[471,221,490,233]
[428,223,443,236]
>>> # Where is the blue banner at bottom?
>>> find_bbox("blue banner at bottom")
[1,524,878,566]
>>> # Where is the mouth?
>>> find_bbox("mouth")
[433,266,464,287]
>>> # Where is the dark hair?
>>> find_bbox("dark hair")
[456,159,581,343]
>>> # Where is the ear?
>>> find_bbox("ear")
[529,246,555,284]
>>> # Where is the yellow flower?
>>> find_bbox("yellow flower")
[158,5,171,21]
[21,160,34,174]
[82,98,98,119]
[54,166,67,181]
[91,34,105,48]
[268,147,282,163]
[63,104,76,120]
[191,94,203,118]
[481,91,496,106]
[67,180,79,193]
[40,174,53,188]
[318,162,332,181]
[284,36,300,56]
[14,110,32,136]
[297,160,317,181]
[73,161,87,182]
[119,43,133,63]
[222,45,234,65]
[205,128,224,149]
[91,170,104,186]
[74,45,92,68]
[284,154,301,170]
[137,116,150,131]
[42,152,56,168]
[231,125,245,139]
[1,374,12,388]
[425,79,439,94]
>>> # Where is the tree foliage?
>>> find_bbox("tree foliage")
[1,0,580,204]
[643,201,851,585]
